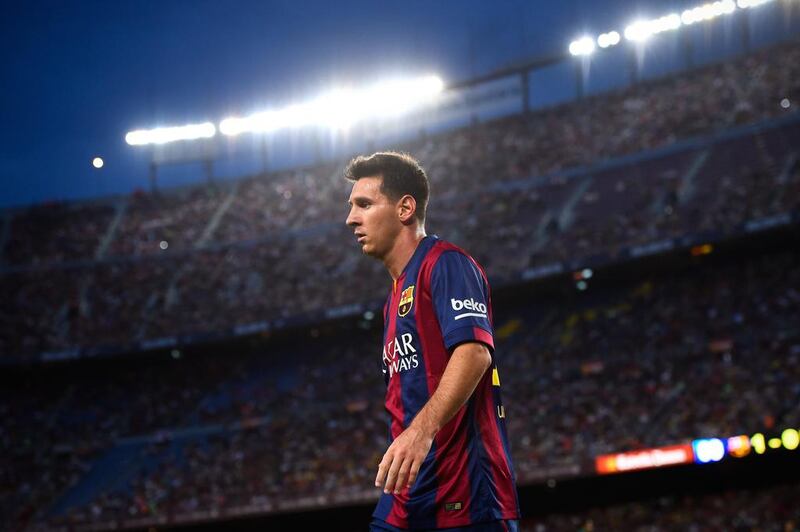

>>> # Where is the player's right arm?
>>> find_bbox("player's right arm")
[374,340,492,494]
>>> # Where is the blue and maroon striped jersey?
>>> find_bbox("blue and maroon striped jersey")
[373,235,520,530]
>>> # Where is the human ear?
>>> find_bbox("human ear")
[398,195,417,224]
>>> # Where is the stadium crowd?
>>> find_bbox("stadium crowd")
[5,39,799,264]
[0,82,800,356]
[2,203,114,267]
[2,115,797,359]
[106,186,227,257]
[3,245,798,529]
[506,251,800,475]
[521,483,800,531]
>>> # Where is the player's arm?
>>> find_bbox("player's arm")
[375,340,492,494]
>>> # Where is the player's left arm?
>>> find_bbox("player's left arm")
[375,340,491,494]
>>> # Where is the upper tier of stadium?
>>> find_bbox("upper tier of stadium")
[1,38,798,362]
[3,38,799,267]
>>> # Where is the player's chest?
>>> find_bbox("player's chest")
[386,273,435,327]
[382,280,425,378]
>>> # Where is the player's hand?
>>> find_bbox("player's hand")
[375,425,433,494]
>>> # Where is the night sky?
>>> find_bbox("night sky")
[0,0,794,208]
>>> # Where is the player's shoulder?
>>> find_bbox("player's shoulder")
[428,239,484,274]
[426,236,470,257]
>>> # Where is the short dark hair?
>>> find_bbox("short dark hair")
[345,151,429,223]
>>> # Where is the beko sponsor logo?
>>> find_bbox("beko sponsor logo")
[450,298,488,320]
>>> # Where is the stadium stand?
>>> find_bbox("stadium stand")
[2,242,798,529]
[2,203,114,266]
[0,39,798,361]
[521,483,800,531]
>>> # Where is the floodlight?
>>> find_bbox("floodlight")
[368,75,445,118]
[683,1,736,24]
[720,0,737,14]
[92,157,104,169]
[625,14,681,42]
[738,0,773,7]
[657,14,682,32]
[125,122,216,146]
[569,36,596,56]
[219,74,444,136]
[220,117,248,137]
[597,31,621,48]
[624,21,653,41]
[559,0,771,58]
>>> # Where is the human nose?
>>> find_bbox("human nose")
[346,206,359,227]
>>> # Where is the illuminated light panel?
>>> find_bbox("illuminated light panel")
[125,122,216,146]
[597,427,800,476]
[595,444,694,474]
[691,243,714,256]
[751,433,766,454]
[569,36,596,56]
[782,429,799,451]
[595,427,800,476]
[220,75,444,136]
[693,438,725,463]
[726,435,751,458]
[742,429,800,455]
[573,268,594,281]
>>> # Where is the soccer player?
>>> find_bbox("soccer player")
[345,152,520,531]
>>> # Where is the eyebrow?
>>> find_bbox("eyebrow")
[348,195,372,205]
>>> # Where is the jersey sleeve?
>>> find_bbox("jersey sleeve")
[430,250,495,353]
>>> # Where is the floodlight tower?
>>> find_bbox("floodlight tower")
[739,6,751,51]
[564,0,791,89]
[125,123,217,191]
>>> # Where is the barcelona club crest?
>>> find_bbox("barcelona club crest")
[398,285,415,317]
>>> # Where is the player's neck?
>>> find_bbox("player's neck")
[384,226,427,281]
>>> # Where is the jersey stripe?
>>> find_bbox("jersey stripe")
[475,375,519,518]
[384,273,407,527]
[404,247,446,530]
[465,397,488,524]
[472,256,520,517]
[471,326,494,350]
[417,243,474,527]
[492,378,519,510]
